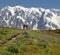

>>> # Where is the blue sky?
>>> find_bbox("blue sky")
[0,0,60,9]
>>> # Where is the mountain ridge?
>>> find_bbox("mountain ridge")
[0,6,60,30]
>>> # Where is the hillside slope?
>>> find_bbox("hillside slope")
[0,27,60,55]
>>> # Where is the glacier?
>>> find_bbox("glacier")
[0,6,60,30]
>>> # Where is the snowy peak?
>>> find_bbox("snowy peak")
[0,6,60,30]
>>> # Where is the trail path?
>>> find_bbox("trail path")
[0,33,20,48]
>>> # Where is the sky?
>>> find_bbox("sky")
[0,0,60,9]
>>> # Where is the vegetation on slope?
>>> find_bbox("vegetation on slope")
[0,27,60,55]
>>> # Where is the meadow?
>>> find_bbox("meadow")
[0,27,60,55]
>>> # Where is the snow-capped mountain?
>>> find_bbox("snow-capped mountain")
[0,6,60,30]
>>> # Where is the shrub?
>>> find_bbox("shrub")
[7,46,19,54]
[0,30,6,35]
[36,40,47,48]
[0,51,13,55]
[20,46,27,52]
[24,35,29,38]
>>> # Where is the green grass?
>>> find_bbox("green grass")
[0,27,60,55]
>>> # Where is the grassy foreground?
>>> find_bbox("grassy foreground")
[0,27,60,55]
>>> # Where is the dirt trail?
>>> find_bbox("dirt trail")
[0,33,20,47]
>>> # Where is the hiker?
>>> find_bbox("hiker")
[23,24,28,29]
